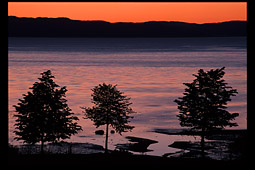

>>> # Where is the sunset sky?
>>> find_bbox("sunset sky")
[8,2,247,24]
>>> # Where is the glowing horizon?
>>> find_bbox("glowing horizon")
[8,2,247,24]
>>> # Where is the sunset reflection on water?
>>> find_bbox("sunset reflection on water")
[8,37,246,155]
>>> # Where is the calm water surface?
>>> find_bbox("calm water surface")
[8,37,247,156]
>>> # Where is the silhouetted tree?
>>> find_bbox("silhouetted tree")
[82,83,135,153]
[13,70,82,154]
[174,67,239,158]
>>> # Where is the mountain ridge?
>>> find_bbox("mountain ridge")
[8,16,247,37]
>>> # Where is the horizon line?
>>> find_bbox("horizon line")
[8,15,247,25]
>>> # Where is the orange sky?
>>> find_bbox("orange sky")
[8,2,247,24]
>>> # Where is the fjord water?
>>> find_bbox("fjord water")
[8,37,247,155]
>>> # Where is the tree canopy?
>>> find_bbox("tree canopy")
[14,70,82,153]
[174,67,239,157]
[82,83,135,153]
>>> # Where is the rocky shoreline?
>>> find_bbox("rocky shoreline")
[9,129,247,160]
[154,128,247,160]
[12,142,105,154]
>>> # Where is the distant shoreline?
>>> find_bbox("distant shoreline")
[8,16,246,37]
[8,36,247,39]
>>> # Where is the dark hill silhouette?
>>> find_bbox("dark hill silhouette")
[8,16,246,37]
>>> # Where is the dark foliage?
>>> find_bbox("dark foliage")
[82,83,135,153]
[13,70,82,153]
[174,67,239,157]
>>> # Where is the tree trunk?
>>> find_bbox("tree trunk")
[40,136,44,154]
[201,128,205,158]
[105,122,109,154]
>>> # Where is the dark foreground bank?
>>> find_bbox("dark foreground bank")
[8,151,249,168]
